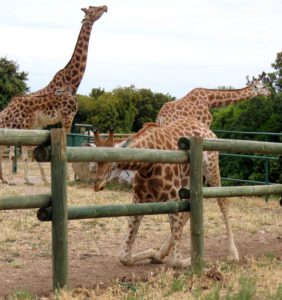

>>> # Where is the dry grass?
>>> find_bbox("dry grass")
[0,159,281,299]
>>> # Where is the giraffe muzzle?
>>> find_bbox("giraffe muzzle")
[93,178,105,192]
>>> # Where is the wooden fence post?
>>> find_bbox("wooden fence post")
[51,129,68,291]
[189,136,204,272]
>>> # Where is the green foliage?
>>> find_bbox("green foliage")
[251,51,282,93]
[211,93,282,185]
[132,88,175,131]
[10,289,37,300]
[211,52,282,185]
[89,87,105,99]
[0,57,29,110]
[74,85,174,133]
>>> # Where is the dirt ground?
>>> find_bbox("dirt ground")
[1,228,281,298]
[0,161,281,298]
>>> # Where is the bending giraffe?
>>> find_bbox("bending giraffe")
[94,119,239,268]
[0,6,107,185]
[156,81,271,127]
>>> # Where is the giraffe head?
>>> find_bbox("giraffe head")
[93,128,125,191]
[81,5,108,24]
[250,80,271,97]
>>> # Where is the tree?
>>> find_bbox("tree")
[132,88,174,131]
[211,52,282,185]
[0,57,29,110]
[248,51,282,93]
[74,94,97,125]
[89,87,105,99]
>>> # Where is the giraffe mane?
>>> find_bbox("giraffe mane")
[121,123,160,148]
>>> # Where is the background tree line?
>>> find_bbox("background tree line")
[0,52,281,184]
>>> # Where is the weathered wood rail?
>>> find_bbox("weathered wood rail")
[0,128,282,292]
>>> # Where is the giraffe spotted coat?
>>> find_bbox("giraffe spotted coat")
[94,119,238,268]
[156,81,270,127]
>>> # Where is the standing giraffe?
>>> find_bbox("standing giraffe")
[94,119,239,267]
[156,81,271,127]
[0,5,107,185]
[30,5,108,97]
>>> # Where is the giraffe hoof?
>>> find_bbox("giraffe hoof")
[119,255,134,266]
[8,182,16,186]
[150,257,164,264]
[25,181,34,186]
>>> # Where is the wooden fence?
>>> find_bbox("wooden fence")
[0,128,282,292]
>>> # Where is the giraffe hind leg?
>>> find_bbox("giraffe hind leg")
[204,152,239,262]
[165,212,190,268]
[151,211,190,266]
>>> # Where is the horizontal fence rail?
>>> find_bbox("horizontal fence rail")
[1,127,282,293]
[0,194,51,210]
[0,129,50,146]
[179,184,282,199]
[35,146,189,164]
[37,200,190,222]
[213,129,282,137]
[179,137,282,154]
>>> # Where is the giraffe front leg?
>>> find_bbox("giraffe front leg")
[119,215,149,265]
[0,146,8,184]
[6,146,16,186]
[37,161,49,185]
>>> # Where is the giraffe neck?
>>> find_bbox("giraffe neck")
[202,86,253,108]
[33,21,94,96]
[62,21,93,93]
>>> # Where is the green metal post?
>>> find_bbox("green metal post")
[51,129,68,291]
[264,136,269,202]
[189,136,204,272]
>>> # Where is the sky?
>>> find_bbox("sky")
[0,0,281,98]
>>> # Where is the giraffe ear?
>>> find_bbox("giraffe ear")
[93,128,101,143]
[81,8,88,14]
[108,127,114,143]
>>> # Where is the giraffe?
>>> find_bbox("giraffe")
[0,5,107,185]
[0,89,77,185]
[30,5,108,97]
[156,81,271,127]
[93,119,239,268]
[72,128,129,184]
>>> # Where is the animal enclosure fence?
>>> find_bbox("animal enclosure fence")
[0,128,282,292]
